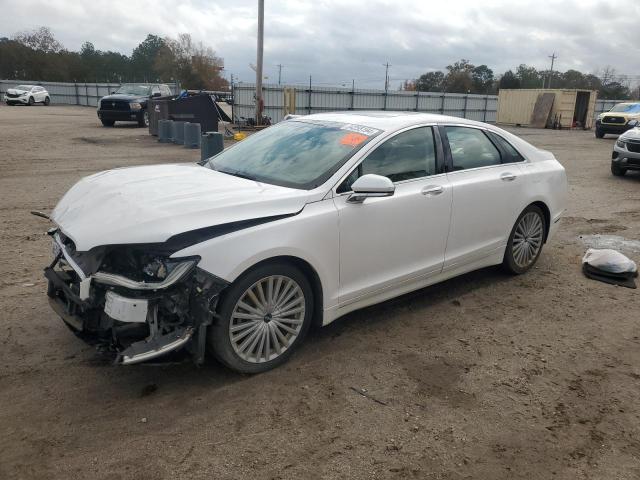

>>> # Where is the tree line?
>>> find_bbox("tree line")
[402,59,637,99]
[0,27,228,90]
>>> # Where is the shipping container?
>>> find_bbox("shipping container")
[497,88,598,129]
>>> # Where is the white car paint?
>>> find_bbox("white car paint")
[4,85,49,104]
[51,112,567,328]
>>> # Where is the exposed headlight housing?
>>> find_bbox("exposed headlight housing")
[616,139,627,149]
[130,102,142,111]
[93,258,198,290]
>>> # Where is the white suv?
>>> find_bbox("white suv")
[4,85,50,106]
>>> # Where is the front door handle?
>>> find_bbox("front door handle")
[421,185,444,196]
[500,172,517,182]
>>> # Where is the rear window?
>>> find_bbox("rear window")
[488,132,524,163]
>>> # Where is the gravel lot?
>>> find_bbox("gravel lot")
[1,105,639,480]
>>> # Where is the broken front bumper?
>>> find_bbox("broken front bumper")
[45,247,228,365]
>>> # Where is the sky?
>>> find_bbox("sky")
[1,0,639,88]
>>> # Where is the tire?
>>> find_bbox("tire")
[101,119,115,127]
[502,205,547,275]
[44,96,50,106]
[5,101,13,106]
[595,128,605,138]
[611,163,627,176]
[28,96,34,106]
[209,262,314,374]
[138,110,149,127]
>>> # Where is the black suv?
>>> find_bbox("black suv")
[97,83,172,127]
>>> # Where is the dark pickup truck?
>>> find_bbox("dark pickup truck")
[97,83,172,127]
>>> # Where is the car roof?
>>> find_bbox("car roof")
[301,111,487,133]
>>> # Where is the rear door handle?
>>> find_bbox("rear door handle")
[500,172,517,181]
[421,185,444,196]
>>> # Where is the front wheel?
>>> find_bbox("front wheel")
[503,205,547,274]
[209,262,314,373]
[611,163,627,176]
[44,96,50,105]
[100,119,115,127]
[28,96,34,106]
[595,127,605,138]
[138,110,149,127]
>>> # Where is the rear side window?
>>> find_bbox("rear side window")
[445,126,501,171]
[489,132,524,163]
[161,85,172,96]
[337,127,437,192]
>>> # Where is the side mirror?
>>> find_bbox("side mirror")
[111,91,116,94]
[152,92,161,97]
[348,174,395,204]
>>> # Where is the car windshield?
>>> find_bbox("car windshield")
[609,104,640,113]
[114,85,151,96]
[15,85,32,91]
[203,120,382,189]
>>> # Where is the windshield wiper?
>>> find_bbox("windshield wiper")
[217,168,258,182]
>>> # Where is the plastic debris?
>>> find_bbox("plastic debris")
[582,248,638,289]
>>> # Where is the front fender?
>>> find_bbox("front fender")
[171,200,340,311]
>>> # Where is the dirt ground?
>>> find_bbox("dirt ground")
[1,105,639,480]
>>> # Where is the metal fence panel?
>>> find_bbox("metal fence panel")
[0,80,179,107]
[232,83,630,125]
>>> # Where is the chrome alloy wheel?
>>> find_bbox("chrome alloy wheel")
[512,211,544,268]
[229,275,306,363]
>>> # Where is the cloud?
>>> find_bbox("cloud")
[2,0,639,88]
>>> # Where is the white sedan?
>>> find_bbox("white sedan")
[44,112,567,373]
[4,84,50,105]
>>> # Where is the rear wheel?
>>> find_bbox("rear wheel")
[28,96,34,106]
[101,119,115,127]
[503,205,546,274]
[44,96,50,106]
[209,262,314,373]
[595,127,605,138]
[611,163,627,176]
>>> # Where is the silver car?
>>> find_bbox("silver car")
[611,127,640,176]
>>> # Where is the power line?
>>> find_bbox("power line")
[276,63,283,85]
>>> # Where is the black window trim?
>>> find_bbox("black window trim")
[333,124,445,194]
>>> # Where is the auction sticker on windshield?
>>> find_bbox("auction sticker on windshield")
[340,124,380,136]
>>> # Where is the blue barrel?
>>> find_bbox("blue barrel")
[201,132,224,161]
[184,122,201,149]
[172,121,185,145]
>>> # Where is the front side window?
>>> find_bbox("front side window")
[337,127,437,192]
[204,120,381,189]
[445,126,501,171]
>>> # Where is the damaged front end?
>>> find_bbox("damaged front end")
[44,229,228,365]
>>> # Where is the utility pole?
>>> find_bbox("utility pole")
[547,52,557,88]
[256,0,265,125]
[277,64,283,85]
[383,62,391,91]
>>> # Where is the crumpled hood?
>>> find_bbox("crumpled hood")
[621,127,640,141]
[51,164,309,251]
[7,88,28,95]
